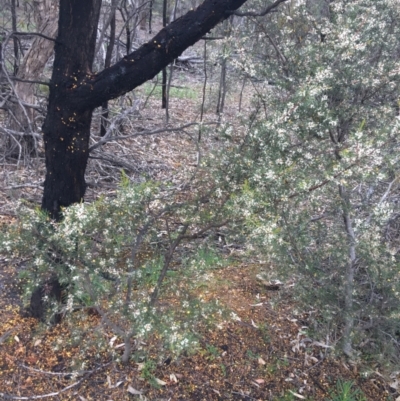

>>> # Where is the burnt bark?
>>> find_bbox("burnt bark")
[42,0,249,219]
[41,0,101,218]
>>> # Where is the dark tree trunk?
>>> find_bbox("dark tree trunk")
[41,0,249,219]
[41,0,101,219]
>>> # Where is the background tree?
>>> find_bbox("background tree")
[7,0,58,157]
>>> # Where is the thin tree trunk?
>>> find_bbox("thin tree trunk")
[94,0,122,58]
[238,76,246,112]
[200,39,207,123]
[216,18,232,116]
[11,0,19,75]
[148,0,153,33]
[138,0,148,31]
[165,0,179,121]
[339,184,356,357]
[119,2,131,54]
[216,56,227,115]
[161,0,168,109]
[100,2,117,137]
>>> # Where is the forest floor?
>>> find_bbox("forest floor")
[0,253,396,401]
[0,61,399,401]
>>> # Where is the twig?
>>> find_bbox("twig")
[303,355,325,373]
[0,369,93,400]
[9,77,51,86]
[0,127,41,139]
[2,183,43,190]
[0,329,16,344]
[89,122,218,152]
[231,391,258,400]
[10,31,58,43]
[183,219,231,240]
[19,363,108,377]
[150,223,189,305]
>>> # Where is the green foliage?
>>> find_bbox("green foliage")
[204,344,220,360]
[139,359,158,387]
[326,380,366,401]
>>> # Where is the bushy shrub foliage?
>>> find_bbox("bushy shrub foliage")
[1,176,231,363]
[219,0,400,362]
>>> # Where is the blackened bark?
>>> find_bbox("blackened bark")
[41,0,101,219]
[29,276,64,323]
[56,0,249,111]
[41,0,249,218]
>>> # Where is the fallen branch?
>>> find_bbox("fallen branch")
[89,122,218,152]
[0,363,111,400]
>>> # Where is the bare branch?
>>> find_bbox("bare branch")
[89,122,219,152]
[19,363,108,377]
[0,377,85,400]
[9,76,51,86]
[11,31,58,43]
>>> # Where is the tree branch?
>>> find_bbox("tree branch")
[9,76,51,86]
[11,31,58,43]
[89,122,218,152]
[68,0,249,110]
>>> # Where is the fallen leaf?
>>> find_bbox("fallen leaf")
[127,385,142,395]
[258,357,266,365]
[33,339,41,347]
[254,379,265,384]
[155,378,167,386]
[288,390,305,399]
[170,373,178,383]
[14,335,20,343]
[109,336,117,347]
[311,341,333,349]
[251,319,259,328]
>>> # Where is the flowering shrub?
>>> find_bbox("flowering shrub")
[217,0,400,361]
[1,177,230,363]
